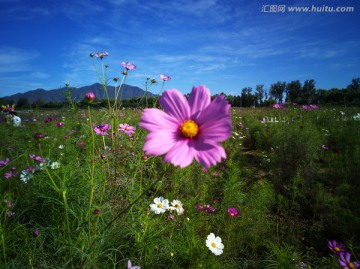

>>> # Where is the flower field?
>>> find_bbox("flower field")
[1,100,360,268]
[1,55,360,269]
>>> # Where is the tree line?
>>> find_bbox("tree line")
[1,78,359,109]
[222,77,360,107]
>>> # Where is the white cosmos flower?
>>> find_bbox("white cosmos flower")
[206,233,224,256]
[50,161,61,170]
[150,197,169,214]
[169,199,185,215]
[58,145,65,149]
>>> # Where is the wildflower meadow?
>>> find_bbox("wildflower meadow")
[1,53,360,269]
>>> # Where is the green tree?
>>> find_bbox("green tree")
[347,78,360,92]
[241,87,254,107]
[285,80,302,103]
[302,79,316,104]
[255,84,265,104]
[270,81,286,103]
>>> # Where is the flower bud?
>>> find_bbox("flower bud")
[33,229,40,237]
[85,92,95,103]
[93,209,101,215]
[34,132,45,140]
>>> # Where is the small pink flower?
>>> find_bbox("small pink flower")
[122,61,136,70]
[328,240,346,255]
[227,207,240,217]
[94,124,111,136]
[195,204,215,213]
[160,74,171,81]
[338,251,360,269]
[118,123,136,137]
[273,103,283,109]
[94,52,108,59]
[85,92,95,103]
[0,158,10,167]
[4,169,18,179]
[55,122,64,127]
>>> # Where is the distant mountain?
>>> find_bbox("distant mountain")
[1,83,156,103]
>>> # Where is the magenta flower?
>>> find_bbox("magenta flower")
[338,252,360,269]
[0,158,10,167]
[94,124,111,136]
[273,103,283,109]
[94,51,109,59]
[85,92,95,103]
[139,85,232,168]
[29,154,43,163]
[4,170,19,179]
[118,123,136,137]
[55,122,64,127]
[195,204,215,213]
[328,240,346,255]
[160,74,171,81]
[227,207,240,217]
[122,61,136,70]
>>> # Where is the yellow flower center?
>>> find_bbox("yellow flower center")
[349,262,355,269]
[211,242,217,248]
[180,120,198,138]
[174,204,179,208]
[157,203,163,208]
[334,246,340,252]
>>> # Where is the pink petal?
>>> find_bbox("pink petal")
[188,85,211,120]
[197,95,232,142]
[164,140,195,168]
[159,89,190,122]
[193,141,226,168]
[139,108,179,132]
[143,131,178,156]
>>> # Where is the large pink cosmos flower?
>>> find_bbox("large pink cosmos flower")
[139,85,232,168]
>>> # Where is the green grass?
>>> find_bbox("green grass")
[0,105,359,268]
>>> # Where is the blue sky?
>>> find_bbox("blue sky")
[0,0,359,97]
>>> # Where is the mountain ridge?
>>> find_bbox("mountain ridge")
[1,83,156,103]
